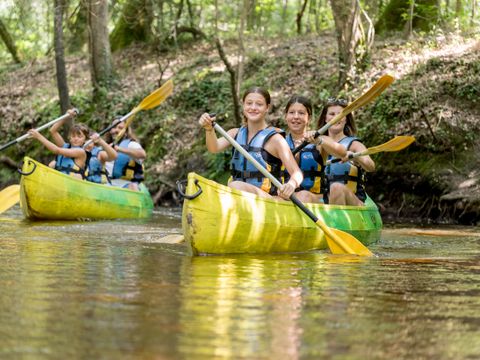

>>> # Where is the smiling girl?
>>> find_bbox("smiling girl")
[283,95,346,203]
[319,98,375,205]
[28,109,89,179]
[198,87,303,200]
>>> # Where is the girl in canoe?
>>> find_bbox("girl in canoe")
[28,110,89,179]
[84,131,117,184]
[105,119,146,191]
[283,95,346,203]
[198,87,303,200]
[318,97,375,206]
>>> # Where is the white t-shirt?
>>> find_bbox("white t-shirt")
[106,140,144,188]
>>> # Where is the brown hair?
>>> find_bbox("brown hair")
[241,87,271,124]
[284,95,312,117]
[317,99,357,136]
[107,118,140,143]
[69,123,90,141]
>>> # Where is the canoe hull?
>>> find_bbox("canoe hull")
[182,172,382,255]
[20,157,153,220]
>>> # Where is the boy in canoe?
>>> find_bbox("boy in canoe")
[198,86,303,200]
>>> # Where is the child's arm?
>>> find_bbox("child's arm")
[90,133,117,162]
[49,109,77,147]
[29,129,86,165]
[114,143,146,162]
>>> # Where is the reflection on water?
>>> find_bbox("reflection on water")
[0,207,479,359]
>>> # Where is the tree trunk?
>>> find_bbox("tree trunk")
[67,0,88,52]
[237,0,247,96]
[216,38,242,126]
[246,0,257,31]
[0,18,21,63]
[358,0,375,69]
[404,0,415,38]
[456,0,462,16]
[110,0,153,51]
[173,0,185,45]
[214,0,241,125]
[87,0,113,95]
[186,0,195,29]
[330,0,361,90]
[282,0,289,33]
[297,0,309,34]
[54,0,71,114]
[376,0,439,33]
[471,0,476,26]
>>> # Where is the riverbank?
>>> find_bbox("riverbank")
[1,32,479,224]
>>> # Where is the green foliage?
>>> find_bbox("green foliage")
[376,0,440,34]
[173,73,231,114]
[204,151,231,184]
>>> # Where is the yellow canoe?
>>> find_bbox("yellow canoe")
[181,172,382,255]
[20,157,153,220]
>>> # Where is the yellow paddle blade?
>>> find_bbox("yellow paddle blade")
[0,184,20,214]
[138,79,174,111]
[115,79,174,142]
[321,74,395,133]
[365,136,415,155]
[343,74,394,114]
[317,220,373,256]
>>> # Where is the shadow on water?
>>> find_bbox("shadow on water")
[0,206,479,359]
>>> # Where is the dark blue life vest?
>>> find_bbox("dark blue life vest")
[86,147,109,184]
[55,143,85,178]
[230,126,284,195]
[111,139,144,183]
[285,134,326,194]
[325,136,366,202]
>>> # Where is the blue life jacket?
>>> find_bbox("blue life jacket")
[111,138,144,182]
[230,126,284,195]
[285,134,326,194]
[86,147,109,184]
[55,143,85,178]
[325,136,366,202]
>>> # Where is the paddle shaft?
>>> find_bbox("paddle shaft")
[328,151,365,165]
[83,109,136,148]
[292,74,394,156]
[0,110,78,152]
[291,110,350,156]
[327,135,415,164]
[213,123,319,224]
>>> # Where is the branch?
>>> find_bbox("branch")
[0,155,17,170]
[215,37,242,126]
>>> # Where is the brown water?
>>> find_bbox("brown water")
[1,206,479,359]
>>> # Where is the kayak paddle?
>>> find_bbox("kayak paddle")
[327,135,416,164]
[212,121,373,257]
[292,74,395,155]
[114,79,174,144]
[0,109,79,152]
[84,79,174,148]
[0,184,20,214]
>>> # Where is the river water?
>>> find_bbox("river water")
[0,206,479,359]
